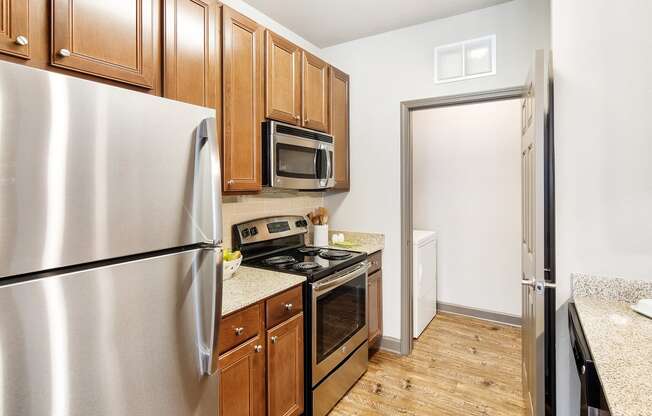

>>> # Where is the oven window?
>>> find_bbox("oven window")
[315,273,366,364]
[276,143,318,179]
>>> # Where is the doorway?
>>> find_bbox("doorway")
[399,86,526,355]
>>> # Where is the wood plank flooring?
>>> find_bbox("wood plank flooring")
[330,312,526,416]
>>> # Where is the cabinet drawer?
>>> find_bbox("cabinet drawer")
[219,304,261,354]
[266,285,303,329]
[368,251,382,275]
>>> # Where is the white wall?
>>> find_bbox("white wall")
[321,0,550,339]
[219,0,321,55]
[552,0,652,414]
[412,99,522,316]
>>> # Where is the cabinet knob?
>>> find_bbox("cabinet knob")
[271,336,278,344]
[58,48,71,57]
[294,115,300,121]
[284,303,293,311]
[227,179,234,186]
[234,327,244,336]
[254,345,262,353]
[15,35,28,46]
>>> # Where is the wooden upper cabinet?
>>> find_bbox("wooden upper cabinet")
[51,0,155,88]
[301,51,329,132]
[221,6,263,192]
[267,313,304,416]
[329,67,350,190]
[265,30,301,125]
[163,0,219,107]
[0,0,30,59]
[219,335,266,416]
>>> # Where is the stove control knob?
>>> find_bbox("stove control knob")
[241,228,250,238]
[250,227,258,236]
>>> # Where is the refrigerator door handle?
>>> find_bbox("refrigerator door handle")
[193,117,224,376]
[199,245,223,376]
[193,118,223,245]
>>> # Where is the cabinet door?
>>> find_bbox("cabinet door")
[163,0,219,107]
[329,67,350,190]
[222,6,263,192]
[368,270,383,347]
[267,313,304,416]
[301,51,329,132]
[219,335,266,416]
[265,30,301,125]
[0,0,30,58]
[51,0,155,88]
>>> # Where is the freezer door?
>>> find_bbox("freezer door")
[0,61,222,278]
[0,248,222,416]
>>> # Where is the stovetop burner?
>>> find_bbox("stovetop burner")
[293,261,322,271]
[298,247,321,256]
[317,249,353,260]
[241,242,366,281]
[263,255,297,265]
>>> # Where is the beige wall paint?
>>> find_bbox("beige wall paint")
[222,192,323,249]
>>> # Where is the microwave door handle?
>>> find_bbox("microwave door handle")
[313,147,320,179]
[326,148,332,179]
[317,145,328,180]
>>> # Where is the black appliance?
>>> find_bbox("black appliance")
[568,303,611,416]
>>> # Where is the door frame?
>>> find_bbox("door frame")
[398,86,527,355]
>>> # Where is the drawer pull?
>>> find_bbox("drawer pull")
[234,327,244,336]
[271,336,278,344]
[254,345,262,353]
[284,303,293,311]
[58,48,71,57]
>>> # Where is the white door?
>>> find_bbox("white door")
[520,50,556,416]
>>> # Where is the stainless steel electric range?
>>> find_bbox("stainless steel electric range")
[233,215,370,416]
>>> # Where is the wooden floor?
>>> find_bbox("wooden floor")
[330,312,526,416]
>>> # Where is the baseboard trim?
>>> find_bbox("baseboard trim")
[437,302,521,327]
[379,336,401,354]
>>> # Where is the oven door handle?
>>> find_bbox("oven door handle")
[312,262,370,293]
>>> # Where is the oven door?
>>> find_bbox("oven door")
[271,133,334,190]
[311,262,369,386]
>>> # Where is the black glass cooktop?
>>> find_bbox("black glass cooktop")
[243,246,367,281]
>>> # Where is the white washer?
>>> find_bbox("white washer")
[413,230,437,338]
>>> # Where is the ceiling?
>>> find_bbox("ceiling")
[243,0,513,47]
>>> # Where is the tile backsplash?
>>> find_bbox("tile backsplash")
[221,190,324,249]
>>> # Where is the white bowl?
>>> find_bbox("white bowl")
[223,256,242,280]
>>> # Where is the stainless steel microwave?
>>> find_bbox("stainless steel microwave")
[263,121,335,190]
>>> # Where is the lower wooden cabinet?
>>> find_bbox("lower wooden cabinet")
[367,252,383,351]
[267,313,304,416]
[219,335,266,416]
[218,286,304,416]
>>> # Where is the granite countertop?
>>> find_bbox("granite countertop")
[572,274,652,416]
[327,230,384,255]
[222,266,305,316]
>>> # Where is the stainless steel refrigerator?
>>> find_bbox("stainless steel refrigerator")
[0,61,223,415]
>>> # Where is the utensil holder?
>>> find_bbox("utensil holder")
[313,224,329,247]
